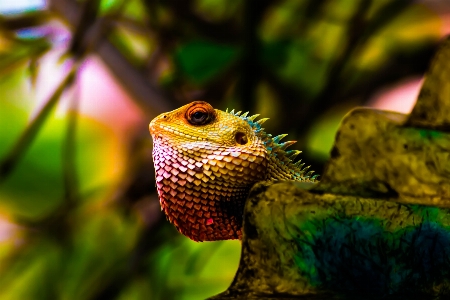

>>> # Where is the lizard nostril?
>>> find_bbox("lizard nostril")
[235,132,248,145]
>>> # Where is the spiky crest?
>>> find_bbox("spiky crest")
[247,114,260,121]
[223,108,317,181]
[256,118,269,125]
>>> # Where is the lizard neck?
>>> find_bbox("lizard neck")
[152,137,265,241]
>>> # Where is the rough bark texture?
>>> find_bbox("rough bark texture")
[211,36,450,299]
[407,36,450,130]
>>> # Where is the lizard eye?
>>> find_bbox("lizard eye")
[186,102,215,125]
[192,111,207,123]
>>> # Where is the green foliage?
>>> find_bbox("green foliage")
[147,239,240,300]
[175,40,239,84]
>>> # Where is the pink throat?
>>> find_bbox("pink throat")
[152,140,247,241]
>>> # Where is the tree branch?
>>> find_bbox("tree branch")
[48,0,178,117]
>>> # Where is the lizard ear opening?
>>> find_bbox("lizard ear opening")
[235,132,248,145]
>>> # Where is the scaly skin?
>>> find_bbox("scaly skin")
[149,101,317,241]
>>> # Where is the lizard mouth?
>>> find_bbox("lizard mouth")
[150,122,207,142]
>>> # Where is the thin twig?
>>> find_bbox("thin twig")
[0,67,76,183]
[49,0,178,116]
[62,71,80,205]
[69,0,102,58]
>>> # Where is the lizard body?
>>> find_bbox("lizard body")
[149,101,317,241]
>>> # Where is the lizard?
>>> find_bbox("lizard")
[149,101,317,242]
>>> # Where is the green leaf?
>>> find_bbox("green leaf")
[175,40,239,84]
[0,37,50,76]
[147,238,240,299]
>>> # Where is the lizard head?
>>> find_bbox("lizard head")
[149,101,316,241]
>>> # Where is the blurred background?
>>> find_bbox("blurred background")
[0,0,449,299]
